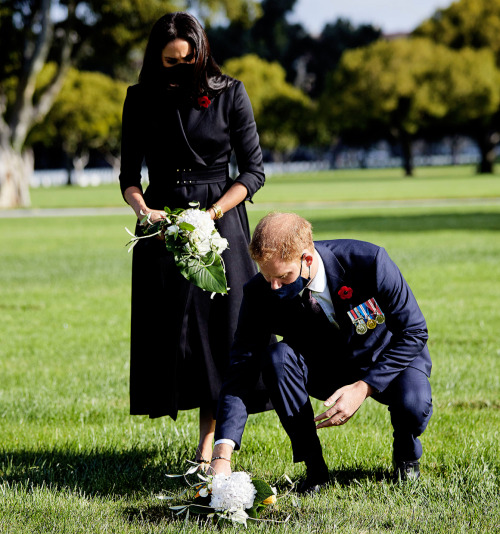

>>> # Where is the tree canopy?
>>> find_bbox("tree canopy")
[322,37,500,175]
[30,67,128,161]
[223,54,314,154]
[206,1,381,96]
[414,0,500,63]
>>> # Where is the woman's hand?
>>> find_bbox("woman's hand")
[124,187,167,227]
[208,183,248,221]
[139,208,167,225]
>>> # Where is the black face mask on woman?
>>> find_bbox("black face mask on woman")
[271,257,311,300]
[159,63,195,89]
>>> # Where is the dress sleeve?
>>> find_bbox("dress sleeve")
[119,86,145,198]
[229,81,265,201]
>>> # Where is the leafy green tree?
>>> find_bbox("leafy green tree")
[207,3,381,97]
[321,38,500,176]
[414,0,500,173]
[414,0,500,61]
[29,68,128,181]
[223,54,314,156]
[0,0,260,207]
[305,18,382,97]
[207,0,301,75]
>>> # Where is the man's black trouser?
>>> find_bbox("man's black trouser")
[261,342,433,464]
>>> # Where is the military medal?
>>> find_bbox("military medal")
[360,303,377,329]
[356,320,368,335]
[368,298,385,324]
[348,309,367,335]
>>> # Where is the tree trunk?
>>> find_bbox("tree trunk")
[103,152,121,181]
[71,151,89,185]
[0,147,33,208]
[400,132,414,177]
[476,131,499,174]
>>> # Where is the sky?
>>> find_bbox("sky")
[288,0,454,35]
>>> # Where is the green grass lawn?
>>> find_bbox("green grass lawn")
[1,168,499,532]
[27,164,500,209]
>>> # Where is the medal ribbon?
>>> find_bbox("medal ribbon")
[347,310,357,324]
[358,303,372,321]
[366,299,378,316]
[369,298,383,315]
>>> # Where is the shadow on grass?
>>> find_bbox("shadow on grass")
[309,212,500,234]
[0,448,192,497]
[327,466,389,486]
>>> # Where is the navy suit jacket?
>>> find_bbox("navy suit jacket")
[215,239,432,448]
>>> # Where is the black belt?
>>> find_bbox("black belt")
[168,164,229,185]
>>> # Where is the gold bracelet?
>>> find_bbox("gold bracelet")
[211,203,223,220]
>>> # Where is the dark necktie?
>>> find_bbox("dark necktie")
[302,288,340,330]
[302,288,324,316]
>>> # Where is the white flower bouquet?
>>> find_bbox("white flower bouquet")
[126,202,229,294]
[160,464,280,527]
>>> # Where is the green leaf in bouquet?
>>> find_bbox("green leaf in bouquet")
[178,222,196,232]
[165,240,179,254]
[177,253,228,294]
[163,206,172,214]
[251,479,275,504]
[246,506,259,519]
[142,220,164,236]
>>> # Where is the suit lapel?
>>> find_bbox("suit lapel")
[316,242,345,300]
[316,242,353,330]
[184,104,208,136]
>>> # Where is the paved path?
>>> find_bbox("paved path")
[1,197,500,218]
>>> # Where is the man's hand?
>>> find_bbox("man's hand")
[208,443,233,476]
[314,380,375,429]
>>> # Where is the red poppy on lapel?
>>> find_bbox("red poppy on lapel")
[197,96,211,108]
[338,286,353,300]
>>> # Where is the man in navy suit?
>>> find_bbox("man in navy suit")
[209,212,432,493]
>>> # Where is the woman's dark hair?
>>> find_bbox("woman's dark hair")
[139,12,232,98]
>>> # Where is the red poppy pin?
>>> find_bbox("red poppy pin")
[338,286,353,300]
[197,96,211,108]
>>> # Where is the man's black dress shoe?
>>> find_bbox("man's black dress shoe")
[297,468,330,494]
[393,460,420,482]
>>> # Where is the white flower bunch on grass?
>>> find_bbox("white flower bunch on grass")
[161,464,281,527]
[210,472,257,512]
[126,202,229,294]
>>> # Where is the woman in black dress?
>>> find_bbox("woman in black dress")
[119,12,269,466]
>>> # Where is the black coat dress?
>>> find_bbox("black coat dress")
[119,79,270,419]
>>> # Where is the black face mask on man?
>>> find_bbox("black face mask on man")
[271,256,311,300]
[159,63,195,89]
